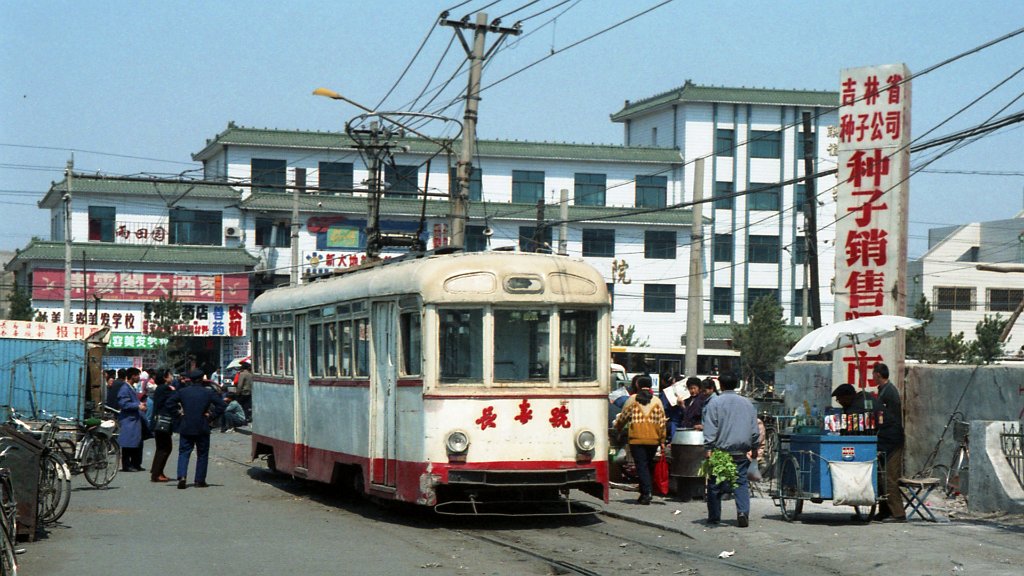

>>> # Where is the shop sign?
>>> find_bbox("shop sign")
[33,269,249,304]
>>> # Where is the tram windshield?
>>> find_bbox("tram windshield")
[439,306,600,386]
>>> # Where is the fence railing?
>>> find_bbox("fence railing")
[1000,422,1024,490]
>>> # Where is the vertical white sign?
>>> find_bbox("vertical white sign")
[833,64,911,392]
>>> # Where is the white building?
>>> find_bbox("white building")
[907,213,1024,355]
[611,81,840,328]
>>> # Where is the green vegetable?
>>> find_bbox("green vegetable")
[698,449,739,488]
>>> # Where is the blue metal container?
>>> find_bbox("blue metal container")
[787,434,877,499]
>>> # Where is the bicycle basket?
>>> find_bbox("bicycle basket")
[953,420,970,443]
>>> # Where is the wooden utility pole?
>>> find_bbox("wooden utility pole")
[291,168,305,286]
[63,157,73,321]
[532,198,546,252]
[441,13,520,249]
[801,112,823,328]
[685,158,705,378]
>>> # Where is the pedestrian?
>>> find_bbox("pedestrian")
[166,369,226,489]
[680,377,706,430]
[702,373,760,527]
[148,368,177,483]
[612,375,667,505]
[116,367,147,472]
[236,362,253,422]
[220,393,246,433]
[106,368,126,410]
[871,362,906,523]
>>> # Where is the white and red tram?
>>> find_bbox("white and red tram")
[250,251,611,511]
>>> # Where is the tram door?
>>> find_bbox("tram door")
[293,313,310,476]
[370,301,398,488]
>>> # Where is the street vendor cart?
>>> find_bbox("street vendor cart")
[774,432,880,521]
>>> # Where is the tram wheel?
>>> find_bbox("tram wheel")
[778,455,803,521]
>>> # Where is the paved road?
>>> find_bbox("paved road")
[21,432,1024,575]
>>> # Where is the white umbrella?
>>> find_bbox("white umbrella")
[226,355,250,370]
[784,315,925,362]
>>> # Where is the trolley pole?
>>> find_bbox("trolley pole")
[441,12,520,249]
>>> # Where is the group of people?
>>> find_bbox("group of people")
[102,361,255,490]
[612,361,905,527]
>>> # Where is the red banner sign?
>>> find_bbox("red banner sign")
[32,269,249,304]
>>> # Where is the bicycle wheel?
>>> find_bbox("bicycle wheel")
[54,439,77,471]
[38,452,71,525]
[778,455,804,521]
[945,446,969,497]
[760,427,778,481]
[0,476,16,576]
[82,437,119,488]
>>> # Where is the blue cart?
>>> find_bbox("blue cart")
[774,433,880,521]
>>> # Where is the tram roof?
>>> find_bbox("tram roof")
[251,251,610,314]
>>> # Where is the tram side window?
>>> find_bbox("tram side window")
[439,308,483,382]
[340,320,353,377]
[274,328,284,375]
[283,327,295,377]
[560,309,597,381]
[400,311,422,376]
[310,323,323,377]
[354,317,369,377]
[325,321,339,377]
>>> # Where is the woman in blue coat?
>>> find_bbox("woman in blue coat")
[116,366,147,471]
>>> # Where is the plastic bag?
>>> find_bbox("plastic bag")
[747,458,762,482]
[654,448,670,496]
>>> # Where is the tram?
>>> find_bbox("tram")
[249,250,611,513]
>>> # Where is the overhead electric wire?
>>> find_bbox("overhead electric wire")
[372,22,438,111]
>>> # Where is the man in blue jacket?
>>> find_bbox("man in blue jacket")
[702,373,760,527]
[166,370,226,489]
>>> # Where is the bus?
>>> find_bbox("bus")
[610,345,741,385]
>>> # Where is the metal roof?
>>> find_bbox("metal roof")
[5,241,258,270]
[192,124,683,164]
[611,81,839,122]
[241,192,703,226]
[38,175,240,209]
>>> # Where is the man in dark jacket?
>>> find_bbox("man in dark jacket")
[872,362,906,522]
[166,369,226,489]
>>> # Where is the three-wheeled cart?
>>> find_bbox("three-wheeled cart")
[774,433,881,521]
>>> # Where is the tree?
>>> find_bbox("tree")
[936,332,968,364]
[968,314,1007,364]
[613,324,648,347]
[7,287,35,321]
[731,295,790,388]
[906,295,935,361]
[145,291,188,371]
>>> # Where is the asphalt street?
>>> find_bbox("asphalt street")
[20,431,1024,576]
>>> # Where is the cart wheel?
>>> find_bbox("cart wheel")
[852,504,876,521]
[778,455,803,521]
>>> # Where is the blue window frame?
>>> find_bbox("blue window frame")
[713,181,734,210]
[644,230,676,259]
[748,235,780,264]
[319,162,354,194]
[574,173,606,206]
[749,130,781,159]
[749,183,781,211]
[714,234,733,263]
[385,164,418,196]
[519,225,552,253]
[644,284,676,313]
[169,208,223,246]
[635,175,667,208]
[512,170,545,204]
[251,158,286,193]
[713,287,732,316]
[449,166,482,202]
[582,229,615,257]
[715,129,735,157]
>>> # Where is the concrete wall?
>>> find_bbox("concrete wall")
[776,362,1024,511]
[967,421,1024,513]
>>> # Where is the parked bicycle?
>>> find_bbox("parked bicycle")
[4,408,72,526]
[0,441,19,576]
[924,411,970,498]
[48,411,120,489]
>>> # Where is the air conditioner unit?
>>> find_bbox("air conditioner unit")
[224,226,241,238]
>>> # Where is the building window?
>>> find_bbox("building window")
[797,131,816,158]
[169,208,223,246]
[519,226,552,253]
[465,225,488,252]
[635,175,667,208]
[88,206,115,242]
[255,218,290,248]
[793,288,805,317]
[748,235,780,264]
[715,129,735,157]
[644,230,676,259]
[574,173,606,206]
[750,130,781,159]
[449,166,482,202]
[385,164,418,196]
[792,238,807,265]
[582,229,615,257]
[512,170,545,204]
[251,158,286,193]
[936,287,973,310]
[713,181,734,210]
[749,183,781,211]
[713,287,732,316]
[714,234,733,262]
[795,184,809,215]
[990,289,1024,312]
[651,127,658,146]
[747,288,779,306]
[319,162,353,194]
[644,284,676,313]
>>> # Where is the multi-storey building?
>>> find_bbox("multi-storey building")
[907,213,1024,355]
[612,81,839,327]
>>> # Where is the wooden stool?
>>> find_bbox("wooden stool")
[898,477,947,522]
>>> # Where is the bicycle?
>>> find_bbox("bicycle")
[0,442,20,576]
[4,409,72,526]
[942,419,970,497]
[49,411,120,489]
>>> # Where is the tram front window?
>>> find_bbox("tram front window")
[439,309,483,382]
[494,309,550,382]
[560,309,597,381]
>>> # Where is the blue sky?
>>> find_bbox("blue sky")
[3,0,1023,258]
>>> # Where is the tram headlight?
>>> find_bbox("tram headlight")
[575,430,596,453]
[446,431,470,454]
